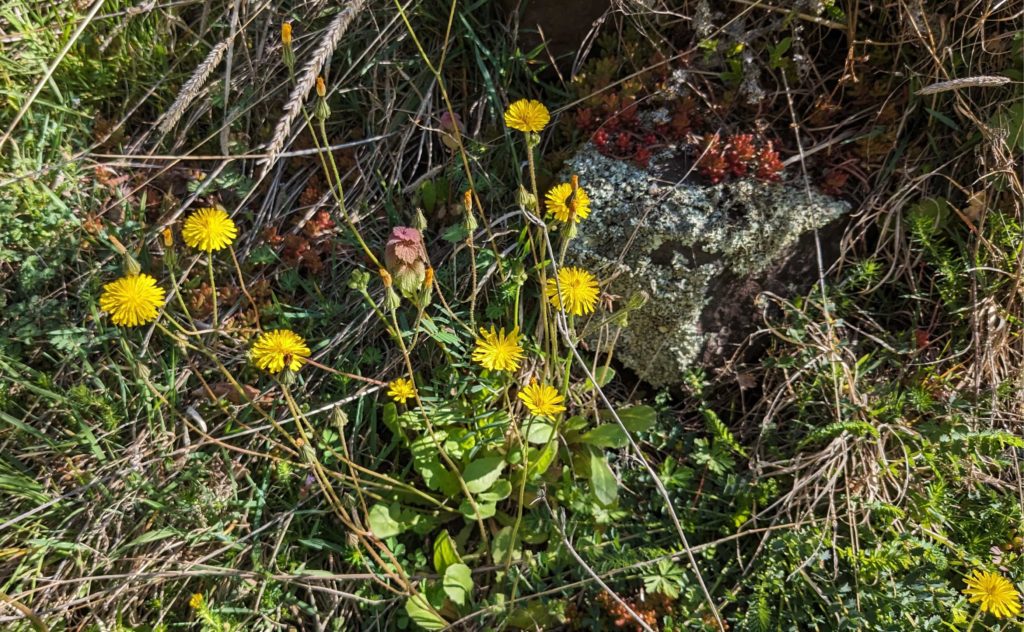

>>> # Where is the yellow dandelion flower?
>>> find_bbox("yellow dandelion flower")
[472,326,524,372]
[963,570,1022,619]
[546,267,600,316]
[387,378,417,404]
[182,207,238,252]
[99,274,166,327]
[504,99,550,133]
[188,593,204,610]
[251,329,311,373]
[281,21,292,46]
[545,182,591,224]
[518,380,566,418]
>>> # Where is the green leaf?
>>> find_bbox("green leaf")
[580,423,629,449]
[368,503,404,539]
[526,442,557,480]
[583,366,616,390]
[432,530,462,574]
[588,448,618,506]
[477,478,512,503]
[492,526,521,565]
[525,420,554,444]
[598,405,656,433]
[463,455,505,494]
[459,498,496,520]
[405,593,447,630]
[442,563,473,606]
[419,180,437,214]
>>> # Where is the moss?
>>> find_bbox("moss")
[564,145,850,387]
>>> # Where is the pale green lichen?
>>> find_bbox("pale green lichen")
[564,145,849,387]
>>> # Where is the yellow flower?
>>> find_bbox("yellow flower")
[546,267,599,316]
[281,21,292,46]
[472,326,524,372]
[182,207,238,252]
[251,329,311,373]
[545,181,591,224]
[188,593,204,610]
[99,274,166,327]
[387,378,417,404]
[963,570,1022,619]
[504,99,550,133]
[518,380,566,418]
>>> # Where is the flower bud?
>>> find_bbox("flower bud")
[464,211,478,234]
[627,290,649,311]
[413,207,428,232]
[330,405,348,430]
[384,226,429,300]
[516,185,537,211]
[162,227,174,248]
[379,268,392,288]
[281,22,292,46]
[347,269,370,292]
[123,252,141,276]
[384,286,402,311]
[279,367,297,386]
[315,76,326,98]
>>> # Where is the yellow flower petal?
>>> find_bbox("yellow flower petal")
[517,380,566,418]
[251,329,311,373]
[387,378,417,404]
[963,570,1022,619]
[182,207,238,252]
[472,326,524,372]
[545,267,600,316]
[545,182,591,224]
[504,99,550,133]
[99,274,166,327]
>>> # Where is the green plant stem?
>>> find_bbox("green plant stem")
[387,306,490,549]
[207,256,218,328]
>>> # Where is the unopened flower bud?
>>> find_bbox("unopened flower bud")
[279,367,297,386]
[516,185,537,211]
[627,290,649,311]
[281,22,292,46]
[162,227,174,248]
[123,252,141,276]
[384,286,401,311]
[315,76,326,98]
[347,269,370,292]
[413,207,428,232]
[379,268,393,288]
[330,405,348,430]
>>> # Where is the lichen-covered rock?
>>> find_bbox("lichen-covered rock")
[564,145,850,388]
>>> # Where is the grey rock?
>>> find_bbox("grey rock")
[563,145,850,388]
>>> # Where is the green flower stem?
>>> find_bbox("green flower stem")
[387,306,491,550]
[206,256,218,328]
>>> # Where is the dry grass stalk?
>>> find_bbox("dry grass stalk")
[259,0,368,178]
[157,40,229,134]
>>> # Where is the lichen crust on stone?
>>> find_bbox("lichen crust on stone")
[563,145,850,387]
